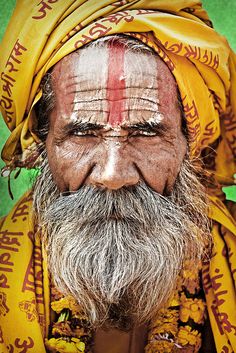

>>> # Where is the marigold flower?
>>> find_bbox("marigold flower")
[51,296,81,316]
[45,337,85,353]
[177,326,201,349]
[180,296,205,324]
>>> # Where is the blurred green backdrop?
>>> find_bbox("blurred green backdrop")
[0,0,236,217]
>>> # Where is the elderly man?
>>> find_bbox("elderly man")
[0,1,236,353]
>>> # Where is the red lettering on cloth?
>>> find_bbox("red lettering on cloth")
[8,344,14,353]
[0,230,23,253]
[5,39,27,73]
[136,9,156,15]
[0,230,23,288]
[74,34,94,48]
[22,261,43,304]
[14,337,34,352]
[156,37,184,57]
[1,72,15,97]
[201,120,217,146]
[148,36,175,71]
[1,39,27,124]
[0,230,22,248]
[19,298,38,321]
[165,42,183,54]
[215,290,228,307]
[106,42,126,126]
[129,32,150,45]
[0,291,9,316]
[32,0,58,20]
[183,45,219,69]
[0,252,13,267]
[60,24,84,45]
[211,268,224,292]
[22,234,44,304]
[184,45,201,61]
[89,23,112,39]
[211,305,236,336]
[182,97,199,123]
[211,92,221,115]
[101,11,134,25]
[0,95,13,111]
[0,274,10,289]
[223,108,236,132]
[11,195,32,223]
[188,123,201,143]
[203,267,228,311]
[212,54,220,69]
[74,23,112,49]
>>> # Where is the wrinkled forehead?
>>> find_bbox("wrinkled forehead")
[51,42,179,126]
[53,43,158,86]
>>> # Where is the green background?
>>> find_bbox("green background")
[0,0,236,217]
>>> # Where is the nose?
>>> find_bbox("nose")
[87,141,140,190]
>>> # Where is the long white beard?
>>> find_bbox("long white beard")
[33,156,210,330]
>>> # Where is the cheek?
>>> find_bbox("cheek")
[135,136,187,194]
[46,136,104,192]
[46,136,95,192]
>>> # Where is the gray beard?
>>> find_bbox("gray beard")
[33,155,210,330]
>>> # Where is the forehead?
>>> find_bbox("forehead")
[51,42,180,127]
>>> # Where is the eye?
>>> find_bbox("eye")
[130,130,157,137]
[71,129,97,137]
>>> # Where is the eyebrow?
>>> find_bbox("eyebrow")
[62,120,104,134]
[62,119,167,135]
[126,121,167,132]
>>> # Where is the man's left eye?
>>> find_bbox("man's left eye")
[72,130,97,137]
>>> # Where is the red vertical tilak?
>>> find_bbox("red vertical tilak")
[106,42,126,126]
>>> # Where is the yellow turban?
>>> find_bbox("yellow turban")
[0,0,236,352]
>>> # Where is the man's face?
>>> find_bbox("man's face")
[35,42,208,330]
[46,43,187,195]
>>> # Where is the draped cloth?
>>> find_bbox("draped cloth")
[0,1,236,352]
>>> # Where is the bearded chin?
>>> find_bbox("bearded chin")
[33,155,210,330]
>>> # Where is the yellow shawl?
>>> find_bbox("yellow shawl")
[0,1,236,352]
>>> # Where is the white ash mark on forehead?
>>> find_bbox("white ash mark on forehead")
[124,50,158,89]
[66,46,162,126]
[71,46,109,115]
[124,51,160,121]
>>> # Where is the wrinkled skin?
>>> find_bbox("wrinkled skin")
[46,44,187,195]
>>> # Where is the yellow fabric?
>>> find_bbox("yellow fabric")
[0,1,236,352]
[0,192,50,353]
